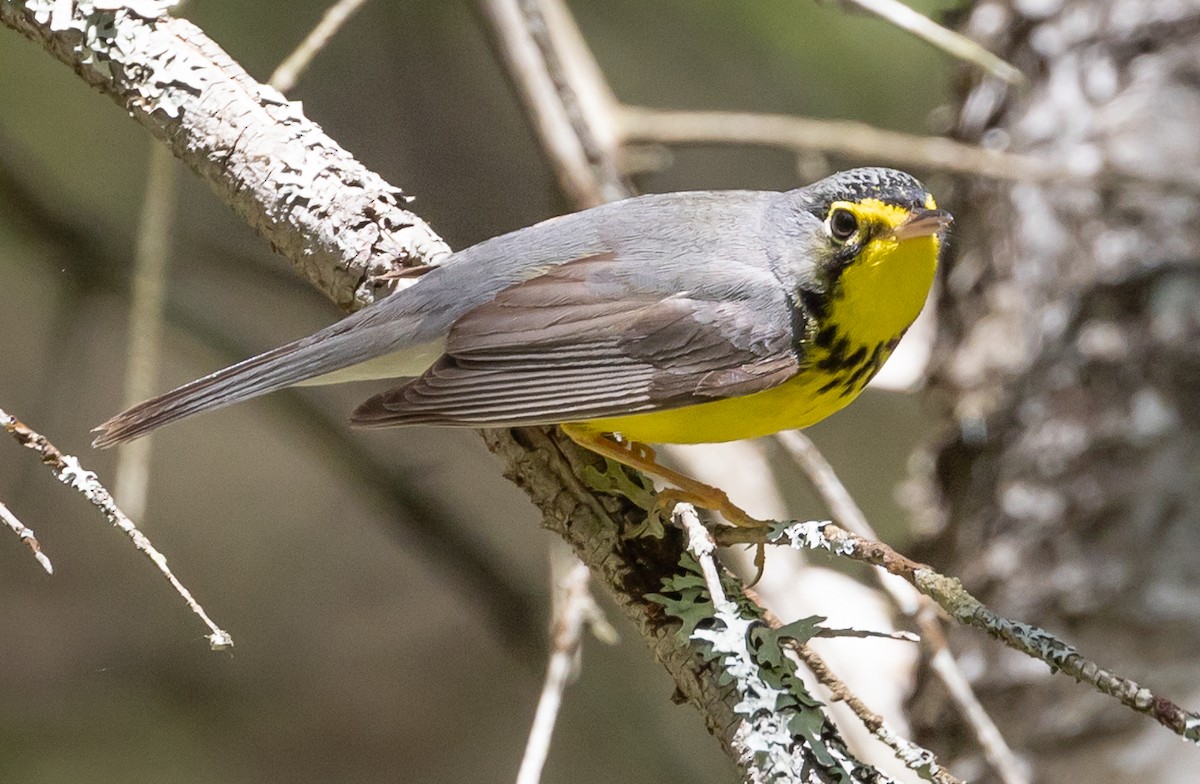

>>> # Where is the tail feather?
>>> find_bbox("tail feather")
[92,325,399,448]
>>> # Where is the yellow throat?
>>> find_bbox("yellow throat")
[820,197,939,352]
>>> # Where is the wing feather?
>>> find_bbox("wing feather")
[352,254,802,428]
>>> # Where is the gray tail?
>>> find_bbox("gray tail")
[92,323,396,448]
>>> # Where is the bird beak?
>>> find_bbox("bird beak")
[892,208,953,241]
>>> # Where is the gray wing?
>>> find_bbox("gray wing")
[93,188,792,445]
[350,253,803,428]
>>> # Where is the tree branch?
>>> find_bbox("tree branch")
[719,520,1200,747]
[0,0,449,311]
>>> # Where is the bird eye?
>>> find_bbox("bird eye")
[828,208,858,243]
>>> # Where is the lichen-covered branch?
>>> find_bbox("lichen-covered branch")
[718,520,1200,747]
[775,429,1028,784]
[667,505,894,783]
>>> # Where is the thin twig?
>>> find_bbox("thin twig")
[718,519,1200,747]
[621,106,1200,193]
[619,106,1054,182]
[921,613,1031,784]
[532,0,627,198]
[0,499,53,574]
[479,0,602,207]
[0,407,232,650]
[114,144,177,522]
[815,627,919,643]
[793,643,963,784]
[840,0,1024,84]
[775,429,1029,783]
[479,0,630,207]
[516,555,612,784]
[537,0,622,164]
[268,0,371,93]
[778,432,1027,780]
[675,504,735,613]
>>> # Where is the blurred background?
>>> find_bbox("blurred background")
[4,0,1155,782]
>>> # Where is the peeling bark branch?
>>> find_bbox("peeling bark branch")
[0,1,449,310]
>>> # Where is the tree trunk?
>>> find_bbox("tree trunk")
[913,1,1200,780]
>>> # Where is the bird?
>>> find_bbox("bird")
[93,167,951,527]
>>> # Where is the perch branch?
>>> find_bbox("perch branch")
[673,505,898,782]
[0,0,450,311]
[776,430,1029,784]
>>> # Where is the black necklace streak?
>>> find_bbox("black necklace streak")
[795,283,901,399]
[813,331,901,398]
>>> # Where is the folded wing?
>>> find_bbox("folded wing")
[351,253,803,428]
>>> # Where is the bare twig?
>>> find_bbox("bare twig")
[621,106,1200,193]
[516,554,614,784]
[719,519,1200,747]
[536,0,622,166]
[619,106,1054,182]
[840,0,1024,84]
[478,0,629,207]
[0,499,53,574]
[113,144,177,522]
[921,614,1031,783]
[0,407,232,650]
[268,0,371,93]
[675,505,728,611]
[775,429,1030,784]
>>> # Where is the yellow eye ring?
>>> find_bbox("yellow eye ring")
[828,207,858,243]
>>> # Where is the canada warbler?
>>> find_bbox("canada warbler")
[94,167,950,526]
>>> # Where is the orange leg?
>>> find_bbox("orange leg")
[561,424,766,529]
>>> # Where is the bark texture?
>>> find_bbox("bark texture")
[0,1,451,310]
[913,1,1200,780]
